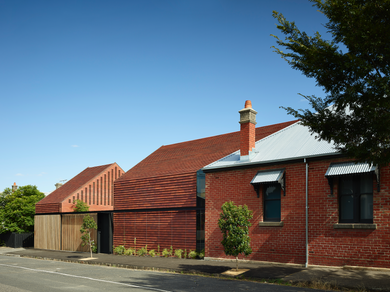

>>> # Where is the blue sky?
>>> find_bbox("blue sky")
[1,0,329,193]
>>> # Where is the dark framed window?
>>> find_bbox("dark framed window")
[339,174,373,223]
[264,183,281,222]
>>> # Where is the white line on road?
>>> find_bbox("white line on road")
[0,263,173,292]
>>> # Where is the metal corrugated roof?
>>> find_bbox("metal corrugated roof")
[325,162,376,176]
[204,122,339,170]
[251,169,284,184]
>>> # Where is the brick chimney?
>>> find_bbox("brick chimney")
[239,100,257,161]
[12,182,17,192]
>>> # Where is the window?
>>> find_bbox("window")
[264,183,281,222]
[196,170,205,199]
[339,174,373,223]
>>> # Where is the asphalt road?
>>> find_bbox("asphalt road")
[0,256,327,292]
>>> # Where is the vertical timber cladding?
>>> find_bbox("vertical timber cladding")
[61,213,97,252]
[113,210,196,251]
[34,214,61,250]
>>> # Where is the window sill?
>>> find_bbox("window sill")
[259,222,283,227]
[333,223,377,230]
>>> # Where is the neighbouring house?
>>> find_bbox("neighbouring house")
[34,163,124,253]
[203,101,390,269]
[113,118,296,252]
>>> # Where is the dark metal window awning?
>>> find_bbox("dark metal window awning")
[325,162,379,194]
[250,169,285,197]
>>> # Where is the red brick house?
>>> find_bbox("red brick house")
[113,119,296,252]
[36,163,124,214]
[203,101,390,269]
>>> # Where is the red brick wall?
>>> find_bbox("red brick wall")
[113,210,196,252]
[205,158,390,268]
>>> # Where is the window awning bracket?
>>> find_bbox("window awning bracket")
[252,184,260,198]
[279,172,286,196]
[375,165,380,192]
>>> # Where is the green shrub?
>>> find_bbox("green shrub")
[114,245,126,255]
[174,249,183,258]
[124,248,135,256]
[184,249,187,259]
[188,250,197,259]
[162,248,170,257]
[198,249,205,259]
[137,245,148,256]
[149,249,156,257]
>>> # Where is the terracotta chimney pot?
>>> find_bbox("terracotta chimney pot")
[244,100,252,109]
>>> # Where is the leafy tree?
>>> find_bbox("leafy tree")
[80,215,97,258]
[218,201,253,271]
[272,0,390,166]
[73,199,89,212]
[0,185,45,234]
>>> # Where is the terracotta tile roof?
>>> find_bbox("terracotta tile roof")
[117,121,297,181]
[36,163,115,205]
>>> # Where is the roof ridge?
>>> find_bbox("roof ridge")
[158,120,297,148]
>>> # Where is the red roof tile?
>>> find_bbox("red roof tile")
[36,163,115,205]
[118,121,297,181]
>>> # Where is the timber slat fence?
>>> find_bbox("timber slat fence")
[34,214,97,252]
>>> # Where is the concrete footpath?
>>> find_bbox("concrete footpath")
[1,247,390,291]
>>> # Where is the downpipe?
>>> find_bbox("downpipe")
[304,158,309,268]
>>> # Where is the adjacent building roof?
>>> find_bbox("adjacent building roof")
[36,163,116,205]
[117,120,297,181]
[204,121,339,170]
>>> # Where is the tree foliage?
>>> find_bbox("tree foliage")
[80,215,97,258]
[0,185,45,234]
[272,0,390,166]
[218,201,253,270]
[73,199,89,212]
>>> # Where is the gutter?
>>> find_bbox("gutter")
[202,152,341,173]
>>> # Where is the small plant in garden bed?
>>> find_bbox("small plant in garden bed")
[162,248,171,257]
[149,249,156,257]
[137,245,148,256]
[174,249,183,258]
[114,245,126,255]
[124,248,135,256]
[188,250,197,259]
